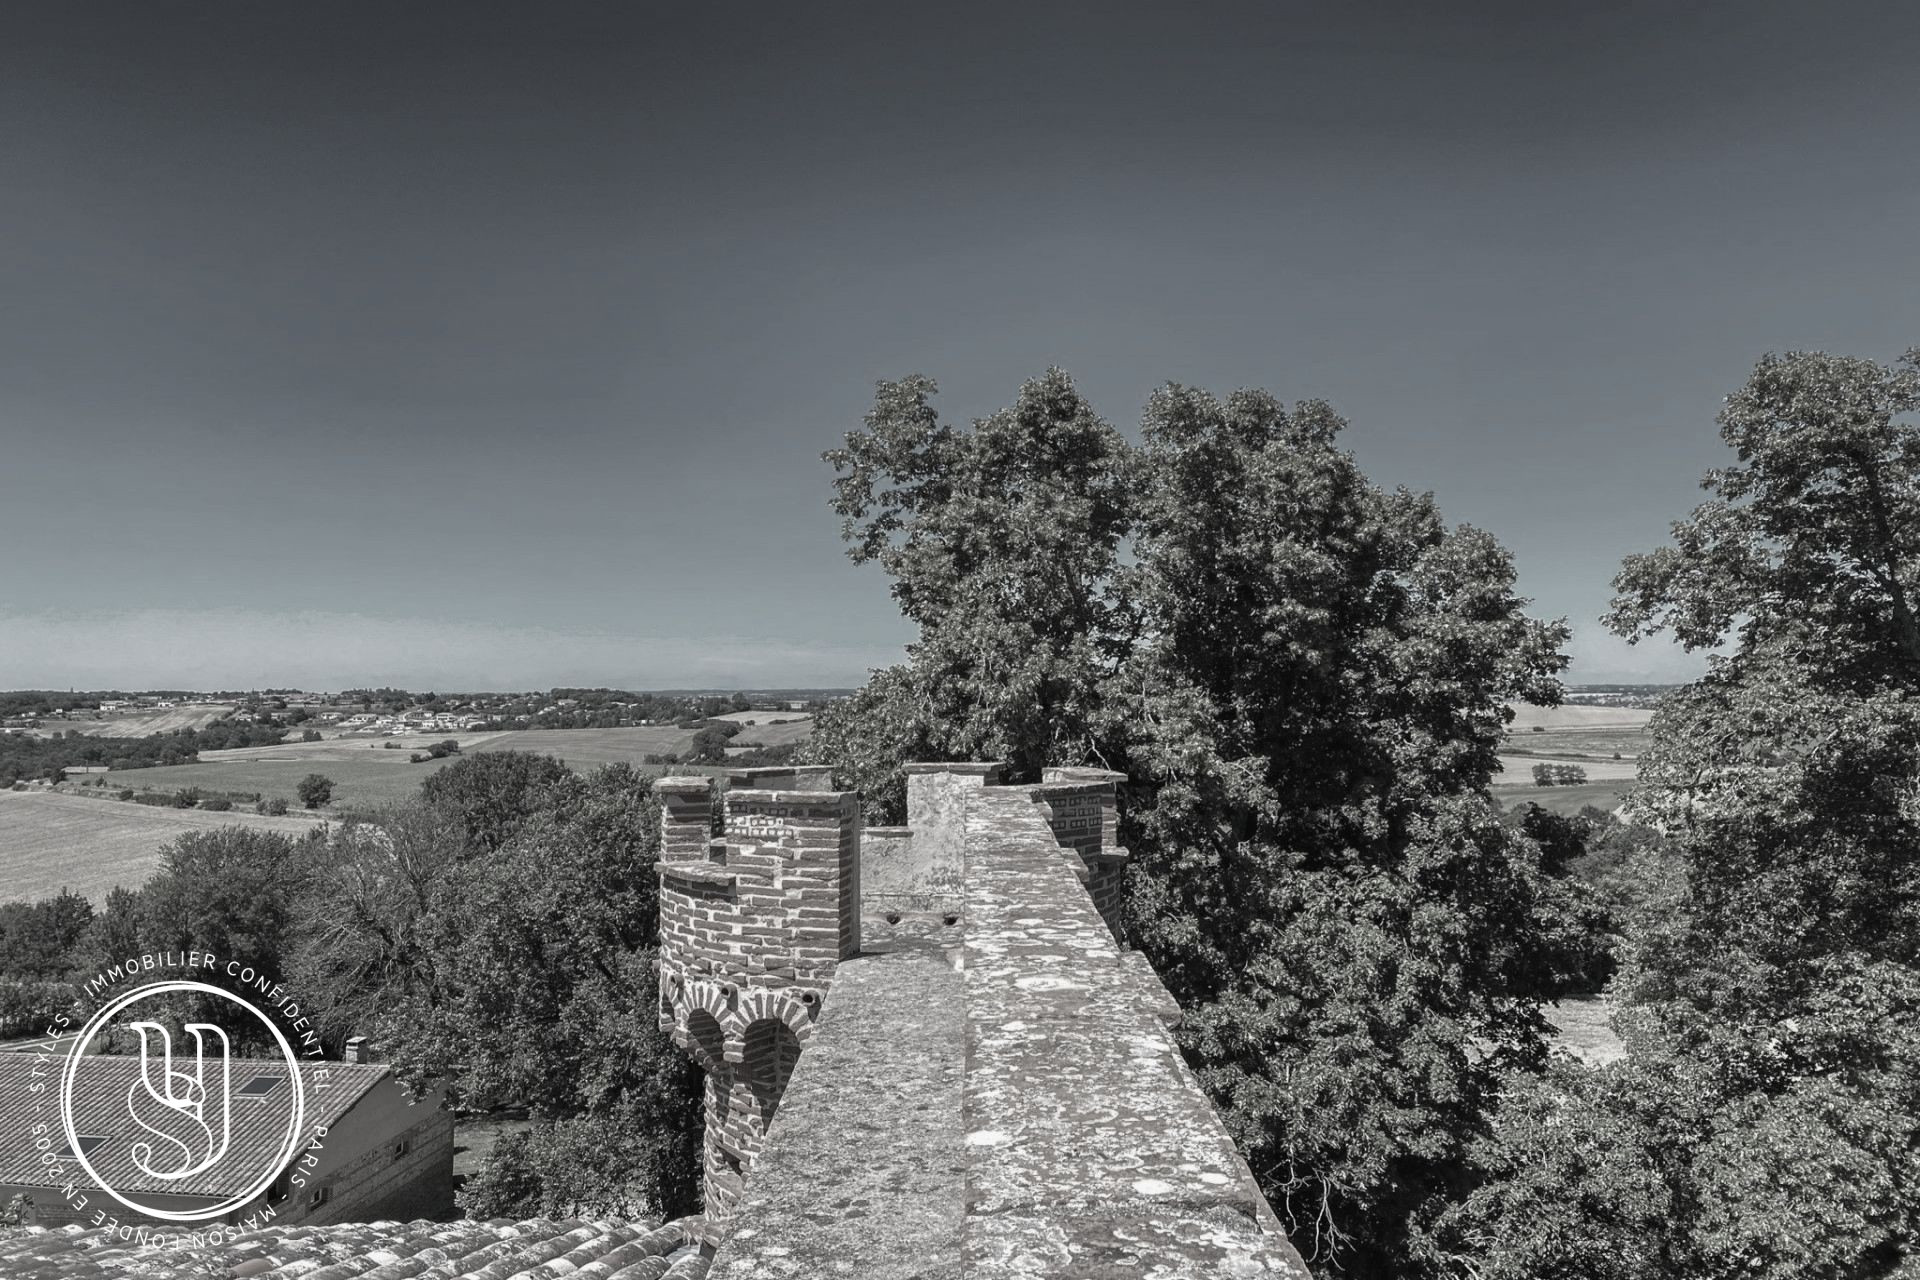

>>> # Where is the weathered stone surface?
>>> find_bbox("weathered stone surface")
[663,764,1305,1277]
[958,786,1305,1275]
[903,764,1001,913]
[711,932,966,1280]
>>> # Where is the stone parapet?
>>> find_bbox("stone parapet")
[691,766,1307,1277]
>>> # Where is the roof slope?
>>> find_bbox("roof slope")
[0,1057,393,1196]
[0,1215,711,1280]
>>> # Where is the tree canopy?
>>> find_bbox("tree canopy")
[809,371,1590,1273]
[1437,348,1920,1279]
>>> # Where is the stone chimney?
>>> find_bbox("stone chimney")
[344,1035,370,1064]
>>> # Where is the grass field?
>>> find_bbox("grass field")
[103,755,471,810]
[32,703,235,738]
[1545,996,1626,1066]
[102,726,707,811]
[1491,779,1632,816]
[1506,704,1655,732]
[197,731,506,763]
[0,789,321,904]
[729,717,813,748]
[473,726,699,767]
[1496,752,1640,783]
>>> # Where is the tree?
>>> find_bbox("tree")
[0,889,94,980]
[818,371,1134,803]
[1440,349,1920,1278]
[294,760,702,1219]
[1116,386,1579,1273]
[812,373,1589,1274]
[296,773,334,808]
[77,827,313,1050]
[286,800,468,1048]
[419,751,570,854]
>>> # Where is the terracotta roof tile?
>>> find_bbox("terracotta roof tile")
[0,1215,707,1280]
[0,1056,394,1198]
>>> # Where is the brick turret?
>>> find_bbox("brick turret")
[654,776,862,1232]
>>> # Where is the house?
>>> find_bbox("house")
[0,1055,452,1228]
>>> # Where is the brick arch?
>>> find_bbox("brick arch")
[731,987,818,1043]
[738,1017,805,1139]
[680,1008,729,1078]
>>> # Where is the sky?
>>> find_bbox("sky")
[2,1,1917,691]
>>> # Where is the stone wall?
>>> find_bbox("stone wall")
[654,765,1309,1277]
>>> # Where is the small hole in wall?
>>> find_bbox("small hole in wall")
[800,991,817,1006]
[884,912,902,925]
[942,913,960,926]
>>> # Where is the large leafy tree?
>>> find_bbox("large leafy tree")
[814,373,1586,1274]
[1117,386,1579,1272]
[1440,349,1920,1279]
[811,371,1134,815]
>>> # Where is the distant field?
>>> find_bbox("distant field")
[0,789,321,904]
[103,755,467,811]
[709,709,806,726]
[1496,752,1639,783]
[32,703,235,738]
[730,717,813,748]
[473,726,699,767]
[1492,779,1631,816]
[198,732,508,763]
[1505,703,1654,732]
[1546,996,1627,1066]
[100,726,706,810]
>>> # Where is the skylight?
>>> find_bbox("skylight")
[236,1076,284,1098]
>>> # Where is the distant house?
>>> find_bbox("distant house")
[0,1055,452,1228]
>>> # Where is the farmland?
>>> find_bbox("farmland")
[98,725,708,811]
[0,789,320,904]
[102,755,467,810]
[32,703,234,738]
[1544,996,1626,1066]
[471,725,698,767]
[728,716,813,748]
[1491,701,1654,815]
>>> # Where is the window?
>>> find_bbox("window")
[392,1137,412,1162]
[307,1185,331,1209]
[54,1135,105,1159]
[236,1076,283,1098]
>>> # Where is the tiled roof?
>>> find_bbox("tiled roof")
[0,1215,711,1279]
[0,1056,394,1197]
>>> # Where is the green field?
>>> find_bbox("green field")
[100,726,706,811]
[1492,779,1632,816]
[470,725,699,767]
[1545,996,1626,1066]
[730,717,813,748]
[103,754,468,810]
[0,789,323,904]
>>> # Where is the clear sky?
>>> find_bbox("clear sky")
[3,2,1917,690]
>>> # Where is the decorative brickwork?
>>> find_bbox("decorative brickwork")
[654,778,861,1237]
[1035,767,1130,942]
